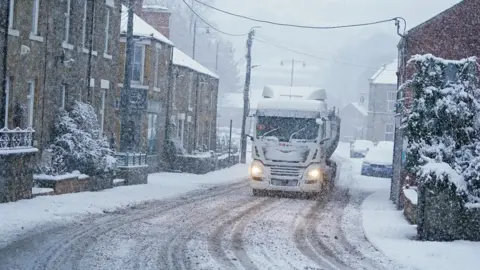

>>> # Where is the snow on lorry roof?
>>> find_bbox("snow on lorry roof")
[120,5,174,46]
[173,48,219,79]
[257,99,327,113]
[263,85,327,100]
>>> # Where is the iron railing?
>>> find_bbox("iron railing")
[0,127,35,149]
[115,152,147,167]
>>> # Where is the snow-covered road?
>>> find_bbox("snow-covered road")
[0,179,399,270]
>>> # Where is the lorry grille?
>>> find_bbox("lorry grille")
[269,165,302,179]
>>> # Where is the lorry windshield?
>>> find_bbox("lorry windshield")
[256,116,319,142]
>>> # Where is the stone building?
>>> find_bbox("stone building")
[171,48,219,153]
[366,59,398,142]
[0,0,122,202]
[116,4,219,168]
[1,0,121,153]
[115,5,174,167]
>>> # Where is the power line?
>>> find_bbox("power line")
[192,0,402,30]
[181,0,249,37]
[255,37,396,71]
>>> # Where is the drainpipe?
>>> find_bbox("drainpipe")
[0,0,10,128]
[193,75,200,151]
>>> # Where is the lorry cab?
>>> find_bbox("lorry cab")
[248,86,340,197]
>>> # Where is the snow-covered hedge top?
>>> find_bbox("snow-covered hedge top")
[420,162,467,191]
[409,53,477,66]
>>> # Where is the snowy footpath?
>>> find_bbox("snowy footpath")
[334,143,480,270]
[0,164,248,248]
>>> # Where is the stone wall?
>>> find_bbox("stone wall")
[117,166,149,185]
[0,150,37,203]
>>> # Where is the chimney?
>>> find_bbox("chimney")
[139,1,171,38]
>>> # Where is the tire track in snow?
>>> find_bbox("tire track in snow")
[207,197,276,269]
[0,182,247,270]
[164,196,265,270]
[293,194,347,270]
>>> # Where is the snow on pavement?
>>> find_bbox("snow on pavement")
[363,188,480,270]
[0,163,248,248]
[336,141,480,270]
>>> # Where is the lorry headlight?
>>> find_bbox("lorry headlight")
[305,165,323,182]
[307,168,321,179]
[249,160,264,180]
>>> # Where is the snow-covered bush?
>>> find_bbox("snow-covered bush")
[402,54,480,199]
[49,101,116,175]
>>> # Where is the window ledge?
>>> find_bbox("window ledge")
[8,29,19,37]
[103,52,112,60]
[62,41,74,50]
[29,33,44,42]
[82,47,98,56]
[153,87,161,92]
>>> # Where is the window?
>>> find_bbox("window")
[131,45,145,84]
[178,119,183,145]
[387,91,396,112]
[385,123,394,141]
[8,0,15,29]
[104,7,111,54]
[147,113,158,154]
[64,0,71,43]
[82,0,87,47]
[188,73,194,111]
[31,0,40,35]
[154,48,160,88]
[27,81,35,127]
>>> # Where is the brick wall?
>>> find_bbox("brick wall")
[400,0,480,88]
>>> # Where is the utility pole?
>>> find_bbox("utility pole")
[120,0,135,152]
[86,0,95,103]
[192,18,197,60]
[0,0,11,128]
[240,28,256,164]
[215,41,219,71]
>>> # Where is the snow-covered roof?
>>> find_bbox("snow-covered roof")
[262,85,327,100]
[350,102,367,116]
[120,5,174,46]
[173,48,218,79]
[142,4,168,11]
[370,59,398,85]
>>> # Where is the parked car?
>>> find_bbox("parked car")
[350,140,374,158]
[361,141,394,178]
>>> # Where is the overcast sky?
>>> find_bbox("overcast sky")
[201,0,462,105]
[208,0,461,62]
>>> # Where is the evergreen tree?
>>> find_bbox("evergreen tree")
[49,101,116,175]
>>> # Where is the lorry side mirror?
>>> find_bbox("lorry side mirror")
[246,135,254,141]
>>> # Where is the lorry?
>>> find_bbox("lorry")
[247,85,341,198]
